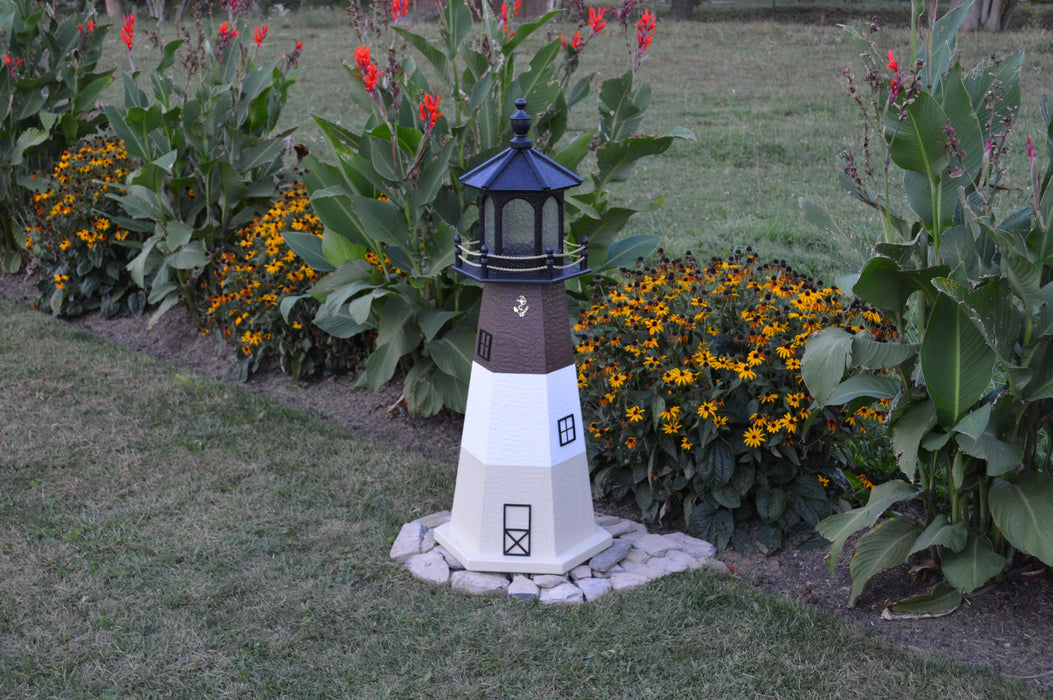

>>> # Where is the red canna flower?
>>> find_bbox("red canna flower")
[391,0,409,21]
[887,49,902,99]
[588,6,607,35]
[120,14,135,51]
[3,53,22,78]
[635,10,655,56]
[219,22,239,41]
[253,24,268,48]
[360,62,382,94]
[570,30,582,50]
[418,93,442,130]
[353,45,372,71]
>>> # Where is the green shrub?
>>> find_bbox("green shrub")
[200,181,369,379]
[576,248,894,553]
[23,136,146,317]
[0,0,113,272]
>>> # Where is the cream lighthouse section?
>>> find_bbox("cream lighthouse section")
[433,98,612,575]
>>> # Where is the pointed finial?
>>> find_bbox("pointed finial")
[510,98,532,149]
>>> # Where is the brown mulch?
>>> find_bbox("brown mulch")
[2,270,1051,693]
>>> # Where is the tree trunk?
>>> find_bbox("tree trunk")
[105,0,125,20]
[670,0,698,21]
[956,0,1018,31]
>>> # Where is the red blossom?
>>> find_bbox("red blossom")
[390,0,409,21]
[635,10,655,56]
[418,93,442,130]
[360,62,382,94]
[588,6,607,35]
[253,24,269,48]
[353,45,372,71]
[887,49,902,99]
[120,14,135,51]
[76,19,97,35]
[219,22,239,41]
[3,53,22,78]
[1027,136,1037,164]
[886,49,898,74]
[499,1,520,38]
[570,30,582,50]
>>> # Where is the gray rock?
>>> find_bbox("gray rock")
[569,564,592,581]
[450,570,509,597]
[595,514,621,526]
[608,571,650,591]
[405,550,450,585]
[665,548,704,570]
[533,574,569,589]
[589,538,632,571]
[540,582,584,605]
[703,559,731,574]
[389,522,424,563]
[623,547,650,565]
[420,529,437,553]
[508,574,539,600]
[413,510,451,529]
[601,520,637,537]
[575,577,612,602]
[633,533,682,556]
[619,527,647,542]
[664,531,717,559]
[433,545,465,571]
[644,554,689,578]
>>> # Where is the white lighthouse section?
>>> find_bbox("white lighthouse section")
[433,362,612,574]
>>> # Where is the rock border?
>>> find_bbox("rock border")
[390,511,730,604]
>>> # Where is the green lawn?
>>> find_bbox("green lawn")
[0,297,1040,697]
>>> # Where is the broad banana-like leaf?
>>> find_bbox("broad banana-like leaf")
[801,327,853,405]
[920,293,996,428]
[890,399,937,479]
[881,583,962,619]
[815,480,918,573]
[909,514,967,555]
[849,515,923,607]
[941,530,1006,593]
[850,335,918,370]
[989,473,1053,565]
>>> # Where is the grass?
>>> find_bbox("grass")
[98,5,1053,281]
[0,297,1043,697]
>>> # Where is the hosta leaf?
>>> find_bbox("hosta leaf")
[989,473,1053,565]
[941,530,1005,593]
[849,516,923,607]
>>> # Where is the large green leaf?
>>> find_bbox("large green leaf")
[849,515,923,607]
[850,335,918,370]
[908,514,967,555]
[941,530,1005,593]
[595,136,674,187]
[989,473,1053,565]
[890,399,937,478]
[884,92,950,180]
[283,231,335,273]
[824,375,901,406]
[815,480,918,573]
[593,234,660,274]
[882,583,962,619]
[920,293,996,427]
[956,431,1022,477]
[801,327,853,405]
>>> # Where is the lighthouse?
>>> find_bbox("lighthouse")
[432,99,612,574]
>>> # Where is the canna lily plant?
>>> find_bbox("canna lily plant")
[802,0,1053,613]
[284,0,692,415]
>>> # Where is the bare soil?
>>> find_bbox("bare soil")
[2,271,1051,694]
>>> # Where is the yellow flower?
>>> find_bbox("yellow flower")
[743,426,765,448]
[817,474,831,487]
[625,436,638,449]
[661,420,682,435]
[680,437,693,451]
[658,405,681,422]
[735,362,757,381]
[625,406,645,423]
[712,414,729,428]
[696,401,718,419]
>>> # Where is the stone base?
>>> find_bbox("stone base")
[391,511,729,605]
[433,520,611,575]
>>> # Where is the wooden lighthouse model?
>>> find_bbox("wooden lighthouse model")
[433,99,612,574]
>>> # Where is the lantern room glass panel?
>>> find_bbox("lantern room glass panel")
[542,196,559,253]
[501,198,536,258]
[483,196,495,250]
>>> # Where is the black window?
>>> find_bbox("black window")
[477,329,493,361]
[558,415,576,446]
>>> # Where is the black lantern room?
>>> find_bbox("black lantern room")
[455,99,586,283]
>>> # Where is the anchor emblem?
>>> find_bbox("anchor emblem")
[513,295,529,317]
